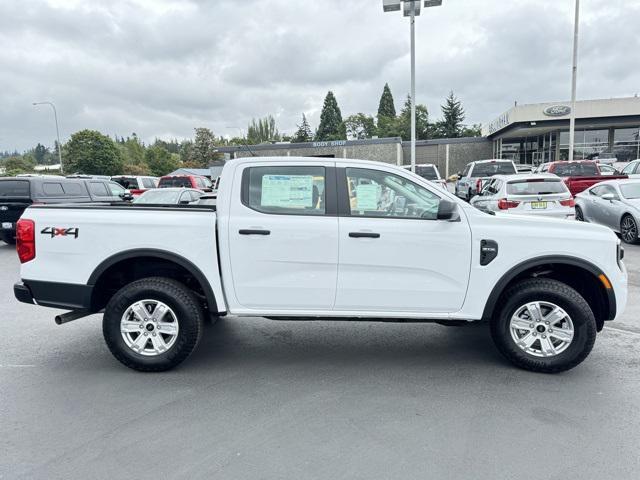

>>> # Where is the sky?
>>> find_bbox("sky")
[1,0,639,152]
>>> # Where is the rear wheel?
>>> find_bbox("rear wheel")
[620,215,639,244]
[103,277,204,372]
[490,278,596,373]
[574,206,584,222]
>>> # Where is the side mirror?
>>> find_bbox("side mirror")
[437,199,460,221]
[602,193,616,201]
[119,190,133,201]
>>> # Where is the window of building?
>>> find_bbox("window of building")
[613,127,640,163]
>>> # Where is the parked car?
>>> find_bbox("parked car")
[158,175,213,192]
[414,164,447,189]
[14,157,626,374]
[133,188,204,205]
[545,161,627,196]
[455,159,517,201]
[0,176,105,244]
[575,179,640,244]
[619,159,640,178]
[111,176,159,196]
[471,174,575,219]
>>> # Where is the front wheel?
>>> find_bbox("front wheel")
[103,277,204,372]
[620,215,639,244]
[490,278,596,373]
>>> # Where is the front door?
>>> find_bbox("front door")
[227,163,339,311]
[335,166,472,314]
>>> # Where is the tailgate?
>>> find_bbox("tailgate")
[563,176,604,195]
[0,201,31,230]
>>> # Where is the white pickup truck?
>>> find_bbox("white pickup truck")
[13,157,627,373]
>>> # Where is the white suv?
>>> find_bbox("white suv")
[456,159,517,201]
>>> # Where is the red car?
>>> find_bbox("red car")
[542,161,627,196]
[158,175,213,192]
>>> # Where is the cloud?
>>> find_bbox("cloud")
[0,0,639,151]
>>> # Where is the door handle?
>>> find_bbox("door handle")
[239,229,271,236]
[349,232,380,239]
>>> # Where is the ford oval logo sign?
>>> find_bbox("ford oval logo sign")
[543,105,571,117]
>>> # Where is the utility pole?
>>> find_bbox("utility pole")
[568,0,580,162]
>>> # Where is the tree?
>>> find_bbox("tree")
[377,83,396,119]
[64,129,123,176]
[293,114,313,143]
[247,115,280,144]
[145,145,179,177]
[118,134,146,166]
[3,155,34,175]
[34,143,48,164]
[440,91,466,138]
[461,124,483,138]
[396,95,429,141]
[316,91,346,141]
[344,113,376,140]
[189,128,219,167]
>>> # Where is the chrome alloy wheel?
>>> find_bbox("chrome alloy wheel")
[120,300,179,356]
[509,302,574,358]
[621,216,638,244]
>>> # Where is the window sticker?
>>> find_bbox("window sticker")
[261,175,314,208]
[355,184,380,210]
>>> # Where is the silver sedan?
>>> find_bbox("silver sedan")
[575,179,640,244]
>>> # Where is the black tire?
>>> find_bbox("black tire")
[103,277,204,372]
[1,232,16,245]
[490,278,596,374]
[574,206,584,222]
[620,214,639,244]
[467,189,473,202]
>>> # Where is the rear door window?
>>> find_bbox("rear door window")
[89,182,110,197]
[62,182,85,196]
[243,166,326,216]
[43,182,64,196]
[0,180,30,198]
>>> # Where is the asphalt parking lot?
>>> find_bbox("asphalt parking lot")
[1,241,639,480]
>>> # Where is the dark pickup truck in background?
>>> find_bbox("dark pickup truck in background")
[543,161,627,196]
[0,176,129,244]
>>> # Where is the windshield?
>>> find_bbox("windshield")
[553,163,598,177]
[473,162,516,177]
[507,179,568,195]
[0,180,30,197]
[620,184,640,200]
[415,165,438,180]
[134,190,181,204]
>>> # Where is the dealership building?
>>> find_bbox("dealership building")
[218,96,640,175]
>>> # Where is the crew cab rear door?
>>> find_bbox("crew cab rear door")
[226,162,339,311]
[334,164,472,314]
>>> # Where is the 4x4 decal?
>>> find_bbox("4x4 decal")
[41,227,79,239]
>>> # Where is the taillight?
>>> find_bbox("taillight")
[16,219,35,263]
[476,179,482,191]
[498,199,520,210]
[560,198,575,207]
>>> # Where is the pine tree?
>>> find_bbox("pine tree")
[441,91,466,138]
[377,83,396,119]
[316,91,346,141]
[293,114,313,143]
[397,95,429,141]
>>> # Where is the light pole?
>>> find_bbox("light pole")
[383,1,443,173]
[568,0,580,162]
[33,101,63,173]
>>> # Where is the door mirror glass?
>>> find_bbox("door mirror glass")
[436,199,459,221]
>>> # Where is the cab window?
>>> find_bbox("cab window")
[345,168,441,220]
[622,162,638,175]
[244,166,326,216]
